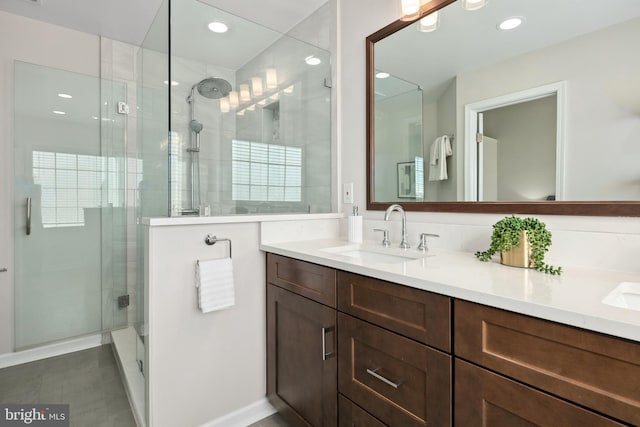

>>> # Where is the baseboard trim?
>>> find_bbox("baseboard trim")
[0,334,103,369]
[200,398,276,427]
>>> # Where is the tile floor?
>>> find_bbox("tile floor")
[248,413,290,427]
[0,345,136,427]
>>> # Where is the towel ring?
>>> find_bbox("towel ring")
[204,234,232,258]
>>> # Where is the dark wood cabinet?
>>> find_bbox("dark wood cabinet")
[338,395,387,427]
[338,313,451,427]
[267,254,337,427]
[337,271,451,352]
[455,299,640,426]
[455,359,626,427]
[266,252,639,427]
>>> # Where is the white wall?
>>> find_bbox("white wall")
[0,11,100,355]
[338,1,640,274]
[145,216,341,426]
[456,17,640,201]
[483,96,557,201]
[147,222,266,427]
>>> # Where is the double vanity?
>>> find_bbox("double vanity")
[262,238,640,426]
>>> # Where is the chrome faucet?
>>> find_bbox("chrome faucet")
[384,204,409,249]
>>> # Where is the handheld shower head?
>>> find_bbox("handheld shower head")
[190,119,203,134]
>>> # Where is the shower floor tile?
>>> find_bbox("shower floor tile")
[0,345,136,427]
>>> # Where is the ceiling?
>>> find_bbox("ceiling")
[0,0,328,46]
[375,0,640,100]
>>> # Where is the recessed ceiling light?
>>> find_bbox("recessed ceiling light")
[57,93,72,99]
[208,22,228,33]
[498,16,524,31]
[52,110,66,115]
[305,55,321,66]
[376,72,390,79]
[163,80,179,86]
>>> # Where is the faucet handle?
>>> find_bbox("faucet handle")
[418,233,439,252]
[373,228,390,248]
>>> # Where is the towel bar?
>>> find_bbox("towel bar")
[204,234,232,258]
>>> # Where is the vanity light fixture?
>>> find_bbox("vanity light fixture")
[376,72,390,79]
[417,11,440,32]
[228,91,239,108]
[239,84,251,102]
[498,16,524,31]
[305,55,321,66]
[462,0,488,11]
[219,97,230,113]
[207,21,228,33]
[266,69,278,89]
[251,77,263,97]
[400,0,420,21]
[57,93,72,99]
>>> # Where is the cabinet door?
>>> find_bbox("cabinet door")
[338,394,386,427]
[338,313,451,427]
[337,271,451,352]
[455,300,640,425]
[267,284,337,427]
[455,359,625,426]
[267,253,336,307]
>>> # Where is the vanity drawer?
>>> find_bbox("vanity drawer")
[455,300,640,426]
[338,313,451,427]
[338,394,386,427]
[455,359,625,426]
[267,253,336,308]
[337,271,450,351]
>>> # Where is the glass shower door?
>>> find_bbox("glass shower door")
[13,62,103,350]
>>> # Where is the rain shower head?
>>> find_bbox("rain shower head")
[194,77,232,99]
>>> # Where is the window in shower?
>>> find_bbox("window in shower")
[32,150,126,227]
[231,140,302,202]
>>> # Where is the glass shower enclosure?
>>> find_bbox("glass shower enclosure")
[13,61,128,350]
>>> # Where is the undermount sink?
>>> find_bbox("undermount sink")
[320,244,428,264]
[602,282,640,312]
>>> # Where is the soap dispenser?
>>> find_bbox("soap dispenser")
[348,206,363,243]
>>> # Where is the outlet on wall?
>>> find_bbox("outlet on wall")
[343,182,354,204]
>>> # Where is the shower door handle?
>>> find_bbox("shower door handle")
[0,268,7,273]
[26,197,32,236]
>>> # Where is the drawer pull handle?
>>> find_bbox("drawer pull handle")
[322,327,335,361]
[366,367,401,389]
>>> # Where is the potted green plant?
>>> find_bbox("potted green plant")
[475,215,562,275]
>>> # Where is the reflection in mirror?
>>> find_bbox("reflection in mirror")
[374,73,424,201]
[368,0,640,215]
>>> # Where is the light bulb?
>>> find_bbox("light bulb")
[240,84,251,102]
[220,97,230,113]
[266,69,278,89]
[228,91,239,108]
[417,11,439,32]
[251,77,263,97]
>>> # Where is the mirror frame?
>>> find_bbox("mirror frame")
[366,0,640,216]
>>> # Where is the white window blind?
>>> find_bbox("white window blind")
[32,151,131,228]
[231,140,302,202]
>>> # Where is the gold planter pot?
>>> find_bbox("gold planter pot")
[500,231,533,268]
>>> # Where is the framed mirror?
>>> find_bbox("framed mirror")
[366,0,640,215]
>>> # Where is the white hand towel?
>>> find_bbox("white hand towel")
[196,258,235,313]
[428,135,453,181]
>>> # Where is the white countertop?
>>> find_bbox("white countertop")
[260,238,640,343]
[143,212,343,227]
